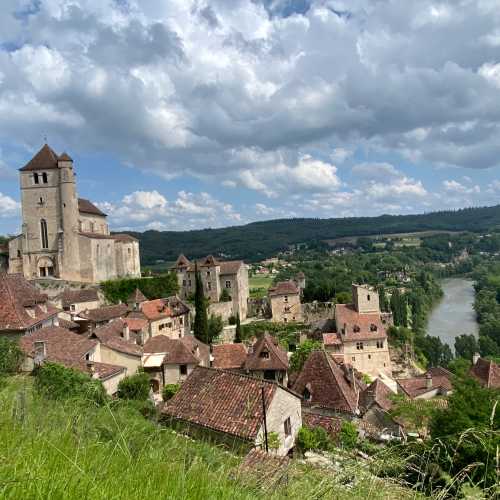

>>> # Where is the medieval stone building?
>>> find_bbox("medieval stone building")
[8,144,141,283]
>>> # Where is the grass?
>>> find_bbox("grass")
[249,275,274,298]
[0,376,419,500]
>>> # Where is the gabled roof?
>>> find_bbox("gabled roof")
[292,350,359,414]
[396,368,452,398]
[163,366,284,441]
[58,288,99,308]
[123,317,148,332]
[91,318,142,356]
[0,273,58,331]
[140,296,189,321]
[127,288,147,304]
[78,198,107,217]
[19,144,60,171]
[359,379,394,413]
[143,335,208,365]
[58,152,73,162]
[244,333,288,372]
[212,343,248,370]
[175,254,191,267]
[470,358,500,389]
[335,304,387,341]
[268,281,299,297]
[78,303,128,323]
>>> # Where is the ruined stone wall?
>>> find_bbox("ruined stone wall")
[208,300,234,322]
[301,302,335,324]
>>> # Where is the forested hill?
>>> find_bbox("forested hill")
[124,204,500,264]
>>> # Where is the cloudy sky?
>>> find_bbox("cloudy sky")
[1,0,500,234]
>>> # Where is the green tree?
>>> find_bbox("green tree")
[0,338,23,375]
[335,291,352,304]
[454,334,479,361]
[339,421,358,449]
[162,383,180,401]
[117,372,150,401]
[234,314,242,343]
[193,264,209,344]
[447,357,471,377]
[207,314,223,344]
[378,285,389,312]
[289,340,322,373]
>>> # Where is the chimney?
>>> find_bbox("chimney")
[122,322,130,341]
[473,352,480,365]
[34,341,46,366]
[426,372,432,389]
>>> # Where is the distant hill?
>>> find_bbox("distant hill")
[123,205,500,264]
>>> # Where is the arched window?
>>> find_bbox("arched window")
[40,219,48,249]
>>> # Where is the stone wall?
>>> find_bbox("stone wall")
[209,301,234,322]
[302,302,335,324]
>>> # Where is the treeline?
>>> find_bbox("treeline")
[123,204,500,264]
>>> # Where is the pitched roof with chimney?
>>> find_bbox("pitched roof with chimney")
[78,198,107,217]
[244,333,288,372]
[470,357,500,389]
[58,288,99,308]
[163,366,289,441]
[359,378,394,413]
[19,144,60,171]
[143,335,208,365]
[0,273,59,331]
[292,350,360,414]
[91,318,142,357]
[212,343,248,370]
[127,288,147,304]
[140,296,189,321]
[396,368,452,398]
[78,303,128,323]
[335,304,387,341]
[268,281,299,297]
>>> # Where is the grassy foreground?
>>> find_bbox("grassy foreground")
[0,377,417,500]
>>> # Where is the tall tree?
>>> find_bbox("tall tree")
[378,285,388,312]
[454,334,479,361]
[193,263,209,344]
[234,313,242,343]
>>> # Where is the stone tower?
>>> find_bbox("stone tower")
[352,284,380,314]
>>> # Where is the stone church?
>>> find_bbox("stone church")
[8,144,141,283]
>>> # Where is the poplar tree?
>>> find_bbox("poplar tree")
[193,263,209,344]
[234,313,242,343]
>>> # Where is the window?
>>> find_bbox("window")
[182,280,186,286]
[17,250,21,258]
[39,197,44,205]
[159,324,165,331]
[40,219,48,249]
[70,304,76,311]
[128,247,131,255]
[225,280,231,288]
[179,317,183,325]
[370,324,378,332]
[367,294,371,301]
[284,295,288,303]
[376,341,384,349]
[356,342,364,350]
[42,172,48,184]
[368,354,371,360]
[188,280,192,287]
[207,283,212,291]
[259,351,270,359]
[284,417,291,437]
[180,364,187,375]
[33,173,39,184]
[303,387,311,401]
[353,325,361,333]
[206,271,210,277]
[352,356,356,361]
[39,267,46,277]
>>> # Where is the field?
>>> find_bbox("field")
[249,275,274,298]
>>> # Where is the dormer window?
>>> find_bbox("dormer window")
[259,351,270,359]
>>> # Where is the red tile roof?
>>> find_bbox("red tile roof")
[140,296,189,321]
[19,144,60,171]
[58,288,99,308]
[63,359,126,381]
[396,369,452,398]
[335,304,387,341]
[470,358,500,389]
[292,350,359,414]
[123,317,148,332]
[0,273,58,331]
[360,379,394,412]
[244,333,288,372]
[323,332,342,346]
[57,318,80,330]
[268,281,299,297]
[303,413,343,439]
[143,335,208,365]
[78,198,107,217]
[127,288,147,304]
[212,343,248,369]
[92,319,142,356]
[163,367,281,441]
[78,303,128,323]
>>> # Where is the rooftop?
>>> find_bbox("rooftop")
[335,304,387,341]
[396,368,452,398]
[78,198,107,217]
[143,335,208,365]
[244,333,288,372]
[91,319,142,356]
[78,303,128,323]
[140,296,189,321]
[268,281,299,297]
[212,343,248,370]
[470,357,500,389]
[57,288,99,308]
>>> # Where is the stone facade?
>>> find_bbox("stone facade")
[268,281,303,323]
[8,144,141,283]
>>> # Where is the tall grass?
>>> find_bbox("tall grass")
[0,376,419,500]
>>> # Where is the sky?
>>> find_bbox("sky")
[1,0,500,235]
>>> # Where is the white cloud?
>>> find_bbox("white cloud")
[122,190,167,209]
[0,193,20,217]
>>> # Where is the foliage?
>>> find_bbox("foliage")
[414,335,453,368]
[34,362,107,405]
[0,338,23,375]
[339,421,358,450]
[101,273,178,304]
[234,314,242,343]
[289,340,322,373]
[447,357,472,377]
[162,383,180,401]
[207,315,223,344]
[219,289,232,302]
[454,334,479,361]
[390,289,408,327]
[241,321,304,346]
[389,395,439,435]
[266,431,280,450]
[296,426,332,452]
[117,372,150,401]
[335,291,352,304]
[193,265,209,344]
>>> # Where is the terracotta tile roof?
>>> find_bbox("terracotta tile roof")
[63,359,126,381]
[19,326,96,363]
[0,273,58,331]
[212,343,248,369]
[79,303,128,323]
[303,413,343,439]
[19,144,60,171]
[123,317,148,332]
[163,367,280,441]
[396,369,452,398]
[470,358,500,389]
[360,379,394,412]
[78,198,107,217]
[111,233,138,242]
[92,319,142,356]
[244,333,289,372]
[143,335,208,365]
[292,350,359,414]
[140,296,189,321]
[58,152,73,162]
[335,304,387,341]
[219,260,244,275]
[323,332,342,346]
[58,288,99,308]
[57,318,80,330]
[127,288,147,304]
[268,280,299,297]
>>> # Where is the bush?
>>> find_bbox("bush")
[339,421,358,450]
[0,338,24,375]
[219,289,232,302]
[207,315,223,343]
[162,383,180,401]
[289,340,322,373]
[117,372,150,401]
[34,362,107,405]
[297,426,332,452]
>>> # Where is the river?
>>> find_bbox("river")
[426,278,479,349]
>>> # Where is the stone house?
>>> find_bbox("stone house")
[0,273,59,338]
[329,284,393,377]
[163,367,302,456]
[469,356,500,389]
[211,343,248,371]
[142,335,209,394]
[8,144,141,283]
[244,333,289,385]
[396,367,453,399]
[76,303,129,331]
[268,281,302,323]
[173,254,249,320]
[19,326,126,395]
[54,288,101,320]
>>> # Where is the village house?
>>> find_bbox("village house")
[19,326,126,395]
[8,144,141,283]
[142,335,209,394]
[0,273,59,338]
[470,355,500,389]
[163,366,302,456]
[54,288,101,320]
[268,280,303,323]
[326,284,393,377]
[292,349,365,418]
[173,254,249,320]
[76,303,129,331]
[127,288,147,311]
[396,367,453,400]
[211,343,248,371]
[244,333,289,385]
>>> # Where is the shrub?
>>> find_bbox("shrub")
[117,372,151,401]
[339,421,358,450]
[162,383,180,401]
[0,338,24,375]
[297,426,332,452]
[207,315,223,343]
[219,289,232,302]
[34,362,107,405]
[267,431,280,450]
